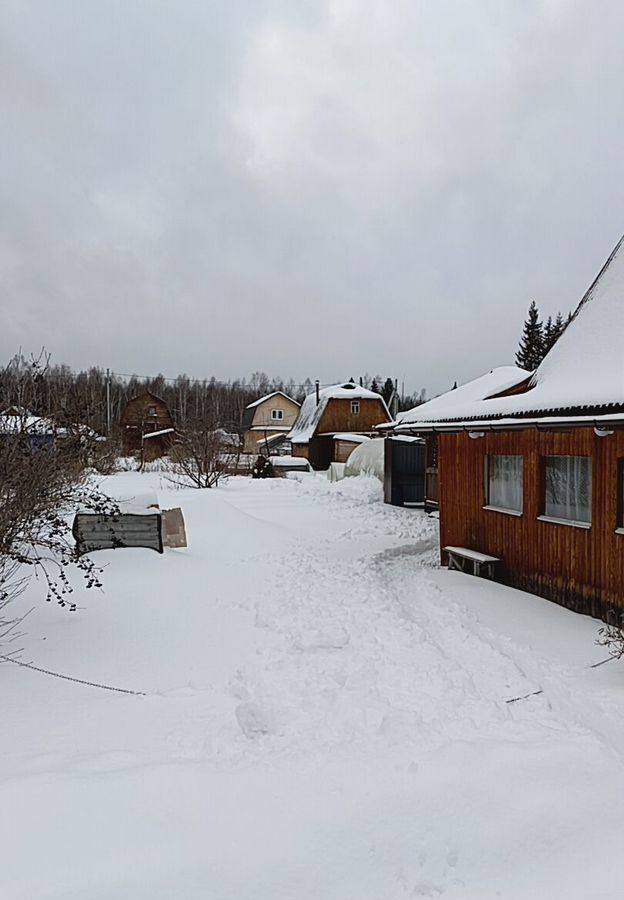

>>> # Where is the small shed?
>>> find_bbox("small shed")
[120,391,174,459]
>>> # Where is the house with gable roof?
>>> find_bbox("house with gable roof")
[120,391,175,460]
[393,235,624,619]
[289,382,391,470]
[242,391,301,455]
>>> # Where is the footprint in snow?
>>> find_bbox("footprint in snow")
[235,701,275,739]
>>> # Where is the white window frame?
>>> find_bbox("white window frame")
[483,454,523,516]
[351,400,360,414]
[270,409,284,421]
[539,455,592,528]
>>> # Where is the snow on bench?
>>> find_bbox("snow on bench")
[444,546,501,580]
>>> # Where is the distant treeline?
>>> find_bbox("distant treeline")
[0,355,427,435]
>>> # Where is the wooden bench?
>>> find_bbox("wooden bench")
[444,546,501,580]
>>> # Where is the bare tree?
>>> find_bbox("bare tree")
[166,421,240,489]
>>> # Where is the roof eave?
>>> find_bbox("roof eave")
[394,412,624,435]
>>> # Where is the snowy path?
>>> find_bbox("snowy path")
[1,473,623,899]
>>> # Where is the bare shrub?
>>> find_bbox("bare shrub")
[0,359,117,648]
[87,436,121,475]
[597,616,624,660]
[166,423,240,489]
[0,427,116,610]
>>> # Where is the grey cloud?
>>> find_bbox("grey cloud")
[2,0,624,394]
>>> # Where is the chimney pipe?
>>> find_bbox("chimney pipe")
[315,380,320,406]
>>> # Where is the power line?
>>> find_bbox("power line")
[107,370,341,391]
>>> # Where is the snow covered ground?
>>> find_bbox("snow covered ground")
[1,471,623,899]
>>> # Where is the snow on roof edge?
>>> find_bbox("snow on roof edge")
[288,383,391,444]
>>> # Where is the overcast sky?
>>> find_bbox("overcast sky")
[2,0,624,395]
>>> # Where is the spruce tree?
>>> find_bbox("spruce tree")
[515,301,544,371]
[542,311,569,358]
[381,378,395,404]
[543,316,554,354]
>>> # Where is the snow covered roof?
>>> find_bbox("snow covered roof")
[245,391,300,410]
[255,432,289,447]
[393,234,624,428]
[288,383,390,444]
[0,413,57,435]
[388,367,529,428]
[143,428,175,440]
[332,433,371,444]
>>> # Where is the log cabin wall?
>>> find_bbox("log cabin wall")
[438,428,624,619]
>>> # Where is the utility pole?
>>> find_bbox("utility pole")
[106,368,111,436]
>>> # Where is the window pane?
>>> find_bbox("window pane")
[544,456,592,523]
[487,455,523,512]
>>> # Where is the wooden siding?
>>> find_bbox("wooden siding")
[120,393,174,456]
[248,395,300,431]
[335,439,362,463]
[316,397,390,436]
[438,428,624,619]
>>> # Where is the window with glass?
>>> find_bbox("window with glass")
[271,409,284,420]
[485,455,523,513]
[543,455,592,524]
[351,401,360,414]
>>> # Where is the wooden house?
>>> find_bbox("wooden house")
[242,392,301,455]
[288,383,391,470]
[393,235,624,620]
[120,391,174,461]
